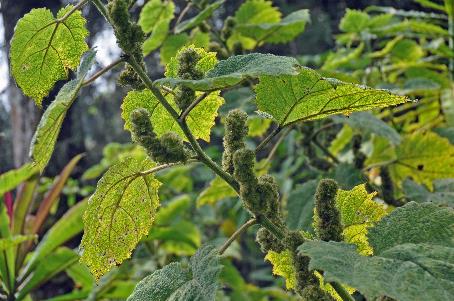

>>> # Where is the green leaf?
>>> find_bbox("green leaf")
[0,163,38,195]
[339,9,370,33]
[391,131,454,189]
[80,157,161,280]
[236,9,310,44]
[256,68,409,126]
[156,53,300,91]
[228,0,281,50]
[17,247,80,300]
[148,221,201,256]
[159,30,210,65]
[30,50,96,171]
[403,179,454,207]
[121,89,224,142]
[165,45,218,78]
[247,116,272,137]
[175,0,224,34]
[333,112,401,145]
[139,0,175,55]
[335,185,387,255]
[414,0,446,12]
[197,176,237,207]
[300,202,454,301]
[264,249,296,290]
[286,180,318,232]
[368,202,454,254]
[0,235,36,250]
[378,20,449,36]
[10,5,89,106]
[25,199,87,273]
[155,195,191,225]
[127,245,222,301]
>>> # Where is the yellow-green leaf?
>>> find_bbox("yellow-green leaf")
[197,176,237,207]
[336,184,387,255]
[265,249,296,290]
[165,45,218,78]
[174,0,224,34]
[255,68,409,126]
[80,157,161,280]
[0,163,38,195]
[247,116,272,137]
[391,131,454,189]
[121,89,224,142]
[10,5,89,106]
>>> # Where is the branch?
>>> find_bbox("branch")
[82,57,125,86]
[255,126,282,154]
[57,0,91,22]
[219,218,256,255]
[329,282,355,301]
[174,2,193,33]
[266,127,292,162]
[139,159,198,176]
[179,92,210,120]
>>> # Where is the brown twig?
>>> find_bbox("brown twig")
[219,218,257,255]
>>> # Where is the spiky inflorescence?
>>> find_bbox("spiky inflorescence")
[256,227,284,253]
[174,48,204,111]
[108,0,146,89]
[257,174,282,225]
[130,109,190,164]
[315,179,343,242]
[301,285,335,301]
[232,148,260,214]
[221,16,236,41]
[222,109,249,174]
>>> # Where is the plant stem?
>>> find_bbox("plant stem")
[91,0,112,23]
[174,2,192,33]
[83,57,125,86]
[180,92,210,120]
[219,218,256,255]
[58,0,91,22]
[255,126,282,154]
[266,127,292,162]
[330,282,355,301]
[140,160,197,176]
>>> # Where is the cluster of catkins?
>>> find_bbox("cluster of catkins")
[107,0,146,89]
[174,48,203,111]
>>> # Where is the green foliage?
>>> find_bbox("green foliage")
[127,245,221,301]
[139,0,175,55]
[122,88,224,142]
[265,249,296,290]
[197,176,236,207]
[30,50,96,171]
[10,5,89,106]
[157,53,300,91]
[286,180,318,232]
[174,0,225,34]
[403,178,454,207]
[256,68,409,126]
[300,202,454,301]
[80,157,161,280]
[0,163,37,195]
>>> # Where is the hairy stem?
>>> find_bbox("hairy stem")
[179,92,210,120]
[330,282,355,301]
[58,0,91,22]
[83,57,125,86]
[219,218,256,255]
[255,126,282,154]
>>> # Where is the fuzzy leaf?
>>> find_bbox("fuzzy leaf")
[127,245,221,301]
[391,131,454,189]
[30,50,96,171]
[368,202,454,254]
[156,53,300,91]
[300,202,454,301]
[256,68,409,126]
[336,185,387,255]
[264,249,296,290]
[165,45,218,78]
[403,179,454,207]
[236,9,310,44]
[10,6,89,106]
[0,163,38,195]
[197,176,237,207]
[80,157,161,280]
[121,89,224,142]
[139,0,175,55]
[175,0,224,34]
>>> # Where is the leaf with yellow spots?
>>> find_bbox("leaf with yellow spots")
[10,5,88,106]
[336,184,388,255]
[121,89,224,142]
[80,157,161,280]
[265,249,297,289]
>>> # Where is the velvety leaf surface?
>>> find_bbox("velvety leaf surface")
[265,249,296,290]
[30,50,96,171]
[156,53,300,91]
[10,5,89,105]
[127,245,221,301]
[256,68,408,126]
[403,178,454,207]
[80,157,161,280]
